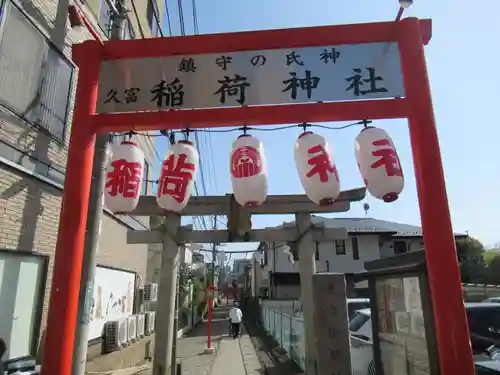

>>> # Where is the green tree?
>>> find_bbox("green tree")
[487,256,500,285]
[456,237,486,283]
[483,250,500,266]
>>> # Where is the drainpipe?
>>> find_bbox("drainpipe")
[68,5,103,43]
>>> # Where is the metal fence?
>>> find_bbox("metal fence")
[259,302,375,375]
[260,304,306,370]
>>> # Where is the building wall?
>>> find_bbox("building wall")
[0,0,165,352]
[0,164,148,331]
[259,235,425,283]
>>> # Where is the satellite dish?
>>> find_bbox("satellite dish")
[363,202,370,217]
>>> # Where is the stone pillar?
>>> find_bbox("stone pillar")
[312,273,352,375]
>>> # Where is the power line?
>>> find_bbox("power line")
[177,0,186,36]
[129,0,145,38]
[164,0,173,36]
[191,0,199,35]
[151,0,164,37]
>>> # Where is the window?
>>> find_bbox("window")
[352,237,360,260]
[335,239,346,255]
[147,0,161,37]
[315,242,319,260]
[0,2,74,141]
[0,250,47,361]
[394,241,408,255]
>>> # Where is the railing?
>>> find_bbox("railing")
[259,302,375,375]
[260,304,306,370]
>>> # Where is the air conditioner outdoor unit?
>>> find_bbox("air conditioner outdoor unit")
[128,315,138,342]
[103,319,128,353]
[144,283,158,302]
[145,311,156,335]
[137,313,145,338]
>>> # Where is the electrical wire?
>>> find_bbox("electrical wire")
[112,120,372,138]
[164,0,173,36]
[191,0,199,35]
[151,0,164,37]
[177,0,186,36]
[129,0,145,38]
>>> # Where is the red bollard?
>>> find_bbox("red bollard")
[204,285,216,353]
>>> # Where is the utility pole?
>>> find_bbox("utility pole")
[211,216,217,287]
[71,2,127,375]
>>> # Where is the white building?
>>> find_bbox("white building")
[252,216,465,299]
[233,259,252,277]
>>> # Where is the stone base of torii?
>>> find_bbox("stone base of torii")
[125,187,365,375]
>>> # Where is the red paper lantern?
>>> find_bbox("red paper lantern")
[355,127,404,202]
[230,134,268,207]
[104,141,145,213]
[156,140,199,213]
[294,131,340,205]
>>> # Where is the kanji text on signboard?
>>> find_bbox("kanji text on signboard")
[97,42,405,113]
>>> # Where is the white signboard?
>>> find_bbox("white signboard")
[88,266,136,340]
[97,42,404,114]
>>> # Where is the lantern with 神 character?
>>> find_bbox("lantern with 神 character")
[157,140,199,213]
[104,141,145,213]
[355,126,404,202]
[230,134,268,207]
[294,131,340,205]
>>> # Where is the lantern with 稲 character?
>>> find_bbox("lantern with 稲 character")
[230,134,268,207]
[104,140,145,213]
[156,140,199,213]
[294,131,340,205]
[355,126,404,202]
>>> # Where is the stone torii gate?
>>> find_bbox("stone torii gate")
[126,188,366,375]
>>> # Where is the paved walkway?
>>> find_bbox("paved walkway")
[141,303,263,375]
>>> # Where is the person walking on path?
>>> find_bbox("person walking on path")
[228,302,243,339]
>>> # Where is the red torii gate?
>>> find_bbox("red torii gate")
[41,18,474,375]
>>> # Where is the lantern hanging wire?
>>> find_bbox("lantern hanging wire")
[113,119,373,138]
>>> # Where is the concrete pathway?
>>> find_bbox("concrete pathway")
[141,303,263,375]
[209,325,263,375]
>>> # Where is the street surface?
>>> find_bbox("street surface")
[142,303,262,375]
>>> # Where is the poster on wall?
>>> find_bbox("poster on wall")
[88,266,136,340]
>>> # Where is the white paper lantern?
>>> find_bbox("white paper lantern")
[355,126,404,202]
[230,134,268,207]
[104,141,145,213]
[294,131,341,205]
[157,140,199,212]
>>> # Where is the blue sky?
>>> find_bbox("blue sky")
[157,0,500,259]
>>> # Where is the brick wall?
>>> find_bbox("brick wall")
[0,162,148,331]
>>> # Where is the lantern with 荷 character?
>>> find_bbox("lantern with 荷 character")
[355,126,404,202]
[104,140,145,213]
[156,140,199,213]
[294,131,341,205]
[229,134,268,207]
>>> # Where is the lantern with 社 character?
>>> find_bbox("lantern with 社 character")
[230,134,268,207]
[157,140,199,213]
[355,126,404,202]
[294,131,341,205]
[104,141,145,213]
